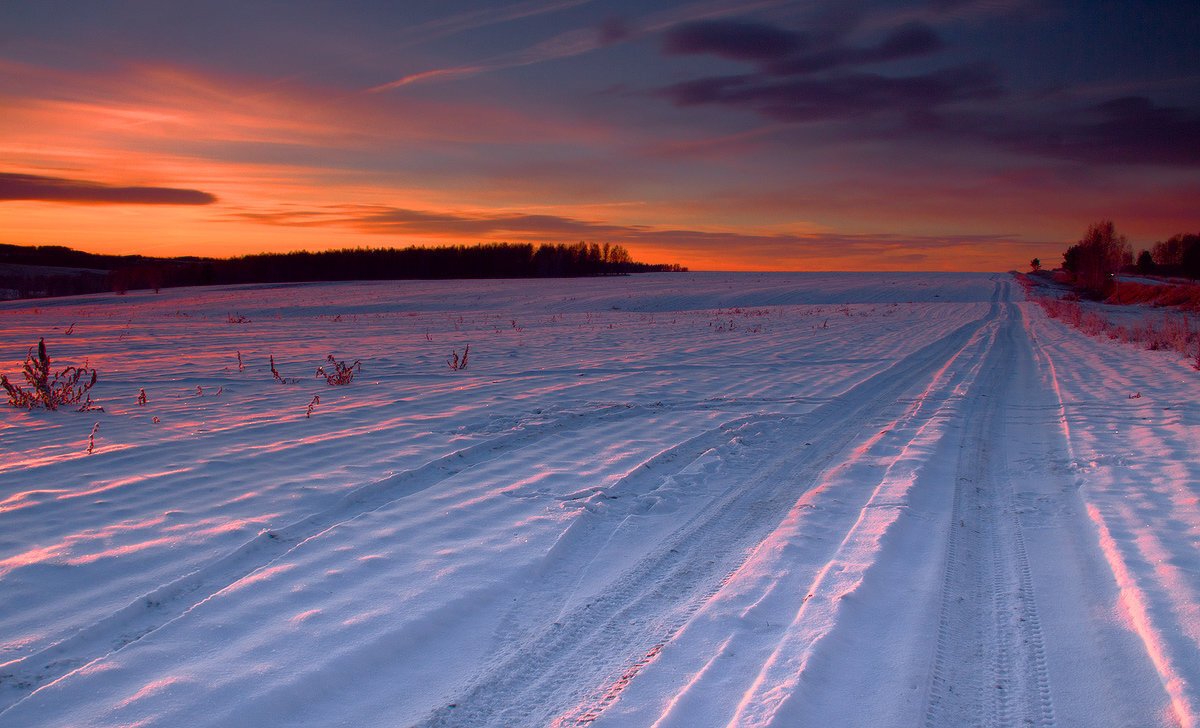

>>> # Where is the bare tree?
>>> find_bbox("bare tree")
[1062,220,1131,295]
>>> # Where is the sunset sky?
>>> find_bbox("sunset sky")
[2,0,1198,271]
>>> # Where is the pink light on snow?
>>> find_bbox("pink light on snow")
[0,488,69,514]
[65,537,176,565]
[1088,503,1194,728]
[0,544,67,577]
[112,675,191,710]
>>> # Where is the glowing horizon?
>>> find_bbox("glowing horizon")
[2,2,1197,271]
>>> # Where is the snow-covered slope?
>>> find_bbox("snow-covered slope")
[0,272,1194,727]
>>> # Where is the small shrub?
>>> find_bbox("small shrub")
[1021,274,1200,367]
[1106,280,1200,310]
[447,345,469,371]
[2,338,101,411]
[316,355,361,385]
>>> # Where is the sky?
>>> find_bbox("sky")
[1,0,1198,271]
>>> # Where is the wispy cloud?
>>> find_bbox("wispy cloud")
[231,202,1048,270]
[366,66,490,93]
[365,0,604,91]
[235,204,636,238]
[0,60,615,181]
[368,0,797,91]
[392,0,596,45]
[0,172,216,205]
[367,28,607,93]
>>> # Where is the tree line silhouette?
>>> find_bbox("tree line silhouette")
[0,242,685,300]
[1057,221,1200,297]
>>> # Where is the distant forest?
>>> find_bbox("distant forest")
[1050,222,1200,297]
[0,242,686,300]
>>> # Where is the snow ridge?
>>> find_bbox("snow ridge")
[0,403,644,715]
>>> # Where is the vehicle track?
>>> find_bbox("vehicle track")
[416,289,1007,727]
[1023,299,1200,726]
[923,301,1054,728]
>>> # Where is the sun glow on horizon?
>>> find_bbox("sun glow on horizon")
[2,7,1197,271]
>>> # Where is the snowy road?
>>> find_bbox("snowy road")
[0,273,1195,726]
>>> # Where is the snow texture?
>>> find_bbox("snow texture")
[0,272,1196,727]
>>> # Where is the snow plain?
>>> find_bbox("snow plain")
[0,271,1197,727]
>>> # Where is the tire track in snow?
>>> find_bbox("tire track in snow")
[414,291,1006,727]
[1023,301,1200,727]
[923,301,1054,728]
[0,403,650,716]
[694,279,1007,727]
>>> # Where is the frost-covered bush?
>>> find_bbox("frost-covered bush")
[316,355,361,385]
[2,338,101,411]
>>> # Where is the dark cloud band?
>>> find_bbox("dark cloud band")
[661,64,1002,123]
[0,173,217,205]
[663,19,805,62]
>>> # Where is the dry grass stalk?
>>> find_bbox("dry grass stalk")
[1106,281,1200,309]
[87,422,99,454]
[1017,273,1200,366]
[270,355,300,384]
[447,345,469,371]
[306,394,320,418]
[2,338,102,411]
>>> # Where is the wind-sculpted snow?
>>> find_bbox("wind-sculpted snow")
[0,272,1194,727]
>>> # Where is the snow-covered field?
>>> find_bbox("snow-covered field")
[1,272,1197,727]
